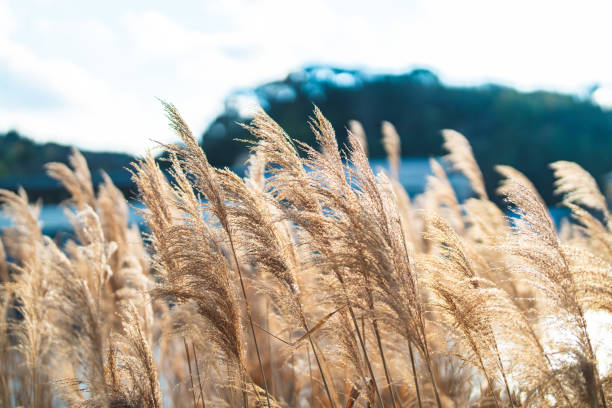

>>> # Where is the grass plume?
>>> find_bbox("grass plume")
[0,104,610,408]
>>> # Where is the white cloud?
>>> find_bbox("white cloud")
[0,1,15,37]
[2,0,612,155]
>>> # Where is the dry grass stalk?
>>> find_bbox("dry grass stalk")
[551,161,611,228]
[498,171,608,407]
[426,158,465,233]
[1,103,612,408]
[216,152,337,407]
[442,129,488,200]
[381,121,401,179]
[159,101,272,407]
[0,238,7,283]
[45,148,95,210]
[348,120,368,157]
[0,188,54,406]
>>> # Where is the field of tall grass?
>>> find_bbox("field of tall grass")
[0,103,611,407]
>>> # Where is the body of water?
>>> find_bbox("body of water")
[0,158,570,235]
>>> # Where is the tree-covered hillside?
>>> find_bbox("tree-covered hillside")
[201,66,612,204]
[3,66,612,205]
[0,130,134,177]
[0,130,135,202]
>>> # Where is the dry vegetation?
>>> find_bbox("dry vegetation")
[1,103,611,407]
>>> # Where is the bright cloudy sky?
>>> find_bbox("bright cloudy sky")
[2,0,612,155]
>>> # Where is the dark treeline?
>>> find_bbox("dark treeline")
[202,66,612,204]
[0,130,135,202]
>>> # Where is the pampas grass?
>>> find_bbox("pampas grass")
[0,103,611,407]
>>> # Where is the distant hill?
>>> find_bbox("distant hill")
[4,66,612,205]
[201,66,612,204]
[0,130,136,202]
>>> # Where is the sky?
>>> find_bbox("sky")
[3,0,612,155]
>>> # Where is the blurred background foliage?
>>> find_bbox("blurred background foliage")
[202,66,612,205]
[3,65,612,205]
